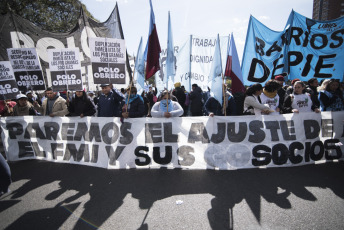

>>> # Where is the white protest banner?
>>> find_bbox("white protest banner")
[89,37,126,85]
[174,36,229,92]
[1,112,343,170]
[47,48,83,92]
[0,61,20,99]
[7,48,46,91]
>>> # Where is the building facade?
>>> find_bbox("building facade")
[313,0,344,20]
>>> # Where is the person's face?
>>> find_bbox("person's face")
[27,93,33,99]
[329,81,339,91]
[310,80,319,87]
[18,98,28,107]
[75,91,83,98]
[149,87,152,92]
[88,93,94,97]
[102,86,111,95]
[46,90,56,99]
[130,90,137,96]
[162,93,169,100]
[293,83,304,94]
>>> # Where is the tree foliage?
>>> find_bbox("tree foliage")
[1,0,97,33]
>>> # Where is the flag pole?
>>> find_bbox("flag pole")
[222,73,226,116]
[126,58,136,113]
[166,97,169,112]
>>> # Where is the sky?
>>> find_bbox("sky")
[80,0,313,61]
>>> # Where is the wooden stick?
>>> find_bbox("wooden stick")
[222,74,227,116]
[166,98,169,112]
[126,56,136,113]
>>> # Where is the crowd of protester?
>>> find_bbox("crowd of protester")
[0,76,343,196]
[0,76,343,119]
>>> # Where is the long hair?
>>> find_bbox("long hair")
[72,91,88,102]
[245,83,263,96]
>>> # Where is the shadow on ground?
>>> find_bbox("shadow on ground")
[1,160,344,229]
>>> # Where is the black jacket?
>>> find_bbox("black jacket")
[125,96,145,118]
[189,86,203,115]
[68,93,96,116]
[173,87,186,107]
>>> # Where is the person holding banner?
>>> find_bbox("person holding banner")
[122,86,145,119]
[13,94,38,116]
[34,88,69,117]
[283,81,320,114]
[151,90,184,118]
[97,83,124,117]
[243,83,271,115]
[318,79,344,112]
[26,91,42,106]
[67,91,96,117]
[204,85,237,117]
[260,80,282,115]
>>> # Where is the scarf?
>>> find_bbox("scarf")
[125,94,143,104]
[160,99,172,112]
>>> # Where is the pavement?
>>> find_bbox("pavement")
[0,160,344,230]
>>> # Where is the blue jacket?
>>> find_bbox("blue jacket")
[126,96,145,118]
[97,89,124,117]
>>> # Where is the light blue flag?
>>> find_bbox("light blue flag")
[241,11,344,86]
[164,11,176,89]
[208,34,223,106]
[134,37,145,95]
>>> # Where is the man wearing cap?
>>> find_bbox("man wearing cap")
[306,78,320,108]
[26,91,41,106]
[97,83,124,117]
[13,94,38,116]
[274,75,287,106]
[88,91,99,105]
[34,87,69,117]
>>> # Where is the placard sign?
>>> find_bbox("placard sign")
[7,48,45,91]
[47,48,83,92]
[89,37,126,85]
[0,61,19,100]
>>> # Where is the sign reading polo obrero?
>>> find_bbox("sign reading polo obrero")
[7,48,46,91]
[89,37,126,85]
[47,48,83,92]
[0,61,20,100]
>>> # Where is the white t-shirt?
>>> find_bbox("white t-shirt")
[291,93,313,112]
[260,93,280,115]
